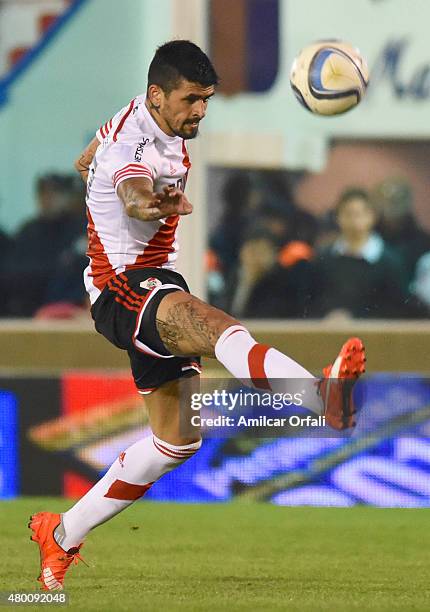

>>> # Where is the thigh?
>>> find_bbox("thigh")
[155,291,239,358]
[144,375,202,445]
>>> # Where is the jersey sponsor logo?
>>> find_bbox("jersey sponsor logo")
[119,451,126,468]
[140,277,162,290]
[135,138,150,162]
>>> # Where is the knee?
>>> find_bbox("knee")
[214,311,241,337]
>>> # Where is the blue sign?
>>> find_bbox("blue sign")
[146,375,430,507]
[0,391,18,498]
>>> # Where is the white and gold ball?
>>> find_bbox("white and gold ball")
[290,40,369,116]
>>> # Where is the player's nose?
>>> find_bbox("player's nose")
[193,100,206,120]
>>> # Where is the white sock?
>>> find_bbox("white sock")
[56,435,201,550]
[215,325,323,415]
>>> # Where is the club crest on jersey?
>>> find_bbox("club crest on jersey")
[140,277,162,290]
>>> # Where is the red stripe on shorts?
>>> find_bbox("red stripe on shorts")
[114,296,140,312]
[109,278,143,307]
[118,273,143,301]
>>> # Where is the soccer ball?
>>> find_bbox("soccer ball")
[290,40,369,116]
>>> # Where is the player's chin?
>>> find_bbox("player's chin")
[180,125,200,140]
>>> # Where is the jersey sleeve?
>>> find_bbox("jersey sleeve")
[96,115,114,142]
[95,103,130,142]
[108,141,161,193]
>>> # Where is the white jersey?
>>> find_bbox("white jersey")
[84,95,191,304]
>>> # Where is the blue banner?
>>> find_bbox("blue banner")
[0,391,18,498]
[147,375,430,506]
[7,373,430,506]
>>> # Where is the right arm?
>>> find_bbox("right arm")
[117,177,193,221]
[76,103,133,182]
[74,137,100,184]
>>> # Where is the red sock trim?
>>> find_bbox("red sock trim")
[223,328,246,342]
[248,344,272,389]
[104,479,154,501]
[153,438,198,460]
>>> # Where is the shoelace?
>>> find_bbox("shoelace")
[57,548,89,568]
[54,548,90,574]
[71,551,89,567]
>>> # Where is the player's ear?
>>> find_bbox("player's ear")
[147,84,163,110]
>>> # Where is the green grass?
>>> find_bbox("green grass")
[1,499,430,611]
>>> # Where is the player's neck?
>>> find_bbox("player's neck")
[145,99,176,138]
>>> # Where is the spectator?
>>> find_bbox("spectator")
[206,248,226,309]
[255,170,318,247]
[209,168,321,313]
[210,172,255,273]
[0,226,11,255]
[210,170,306,274]
[66,175,87,230]
[372,178,430,284]
[313,209,338,252]
[410,252,430,315]
[257,205,291,247]
[42,176,88,311]
[4,174,85,316]
[313,188,412,318]
[226,229,315,318]
[0,226,11,316]
[43,234,88,309]
[256,203,318,249]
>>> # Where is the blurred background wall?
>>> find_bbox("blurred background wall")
[0,0,170,233]
[2,0,430,293]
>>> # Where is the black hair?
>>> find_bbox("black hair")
[335,187,375,216]
[36,173,73,194]
[147,40,219,94]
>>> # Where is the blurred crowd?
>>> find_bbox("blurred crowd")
[1,169,430,320]
[0,173,88,318]
[208,172,430,319]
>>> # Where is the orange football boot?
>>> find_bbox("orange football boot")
[29,512,86,590]
[319,337,366,430]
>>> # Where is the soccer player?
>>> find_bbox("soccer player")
[29,40,365,590]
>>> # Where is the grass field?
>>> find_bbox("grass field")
[1,498,430,611]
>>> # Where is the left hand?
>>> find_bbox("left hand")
[153,186,193,217]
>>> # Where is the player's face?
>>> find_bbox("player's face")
[161,80,215,139]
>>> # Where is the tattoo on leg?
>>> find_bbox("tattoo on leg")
[156,299,225,356]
